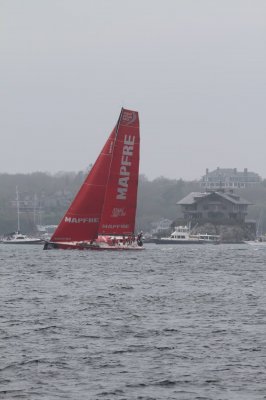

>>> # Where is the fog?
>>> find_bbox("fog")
[1,0,265,180]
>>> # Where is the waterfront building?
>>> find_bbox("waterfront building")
[178,190,251,223]
[201,167,261,189]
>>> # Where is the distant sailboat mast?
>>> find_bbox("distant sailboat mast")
[16,186,20,233]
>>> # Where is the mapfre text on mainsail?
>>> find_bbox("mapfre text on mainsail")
[116,135,135,200]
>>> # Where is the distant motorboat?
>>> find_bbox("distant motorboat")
[154,225,220,245]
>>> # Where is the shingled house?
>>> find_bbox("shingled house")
[178,190,251,223]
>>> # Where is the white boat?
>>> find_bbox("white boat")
[191,233,220,244]
[2,232,44,245]
[1,187,44,245]
[155,225,220,244]
[155,225,203,244]
[244,236,266,246]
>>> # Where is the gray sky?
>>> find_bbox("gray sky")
[1,0,265,180]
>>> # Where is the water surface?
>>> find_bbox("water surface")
[1,243,266,399]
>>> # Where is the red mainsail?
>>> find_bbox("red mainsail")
[50,128,116,242]
[98,108,140,236]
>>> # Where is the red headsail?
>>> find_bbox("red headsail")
[50,108,140,242]
[99,108,140,236]
[50,128,116,242]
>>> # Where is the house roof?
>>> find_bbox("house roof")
[177,191,252,206]
[205,168,260,178]
[216,191,251,205]
[177,192,206,205]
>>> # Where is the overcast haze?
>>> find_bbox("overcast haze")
[1,0,265,180]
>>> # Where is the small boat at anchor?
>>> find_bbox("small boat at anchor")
[154,225,220,245]
[154,225,204,244]
[2,232,44,245]
[1,187,44,245]
[44,108,143,251]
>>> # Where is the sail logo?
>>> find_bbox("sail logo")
[65,217,99,223]
[116,135,135,200]
[122,111,137,125]
[111,208,126,217]
[102,224,130,229]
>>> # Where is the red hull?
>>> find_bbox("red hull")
[44,241,144,251]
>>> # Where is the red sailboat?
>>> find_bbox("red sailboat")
[44,108,143,250]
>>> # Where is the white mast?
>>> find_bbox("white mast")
[16,186,20,232]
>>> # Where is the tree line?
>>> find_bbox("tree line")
[1,172,266,234]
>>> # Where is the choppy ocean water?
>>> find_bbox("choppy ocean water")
[1,243,266,400]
